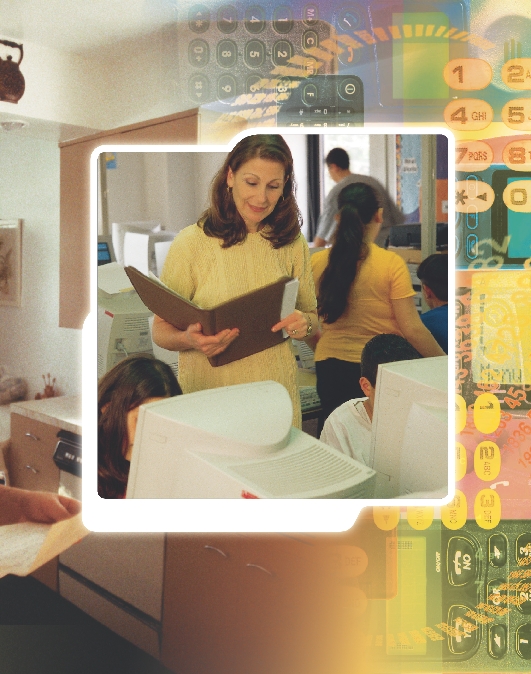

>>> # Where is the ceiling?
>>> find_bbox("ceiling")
[0,0,181,52]
[0,0,193,141]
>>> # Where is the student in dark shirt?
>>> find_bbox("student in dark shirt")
[416,254,448,354]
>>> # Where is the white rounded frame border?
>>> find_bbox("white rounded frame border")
[83,126,456,533]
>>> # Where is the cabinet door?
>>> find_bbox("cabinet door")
[9,414,60,492]
[161,534,336,674]
[60,109,199,329]
[9,413,62,591]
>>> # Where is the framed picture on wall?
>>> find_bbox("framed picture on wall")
[0,219,22,307]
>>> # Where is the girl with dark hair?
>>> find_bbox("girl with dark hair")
[312,182,445,427]
[98,354,182,499]
[152,134,317,428]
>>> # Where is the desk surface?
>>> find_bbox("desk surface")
[10,396,82,435]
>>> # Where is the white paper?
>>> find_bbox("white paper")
[280,278,300,338]
[123,232,151,276]
[0,523,48,577]
[97,262,134,295]
[0,513,88,578]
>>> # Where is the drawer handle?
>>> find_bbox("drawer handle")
[204,545,228,558]
[246,563,274,577]
[25,432,39,441]
[25,464,39,474]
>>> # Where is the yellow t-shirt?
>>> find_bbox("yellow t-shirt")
[160,224,317,429]
[312,243,416,363]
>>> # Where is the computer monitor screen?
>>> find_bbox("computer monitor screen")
[123,231,175,276]
[369,356,448,499]
[126,381,376,499]
[97,236,116,266]
[111,221,162,266]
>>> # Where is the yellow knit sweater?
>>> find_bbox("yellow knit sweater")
[160,224,317,428]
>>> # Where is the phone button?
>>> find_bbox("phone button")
[217,5,238,34]
[303,4,319,26]
[487,579,506,608]
[217,40,238,68]
[302,82,319,106]
[245,75,262,95]
[189,5,210,34]
[336,7,364,31]
[338,77,359,101]
[217,74,238,101]
[244,40,265,68]
[447,605,480,655]
[466,208,479,230]
[488,624,507,659]
[516,623,531,659]
[488,533,507,567]
[515,542,531,615]
[303,30,319,51]
[466,233,478,259]
[188,39,210,68]
[244,6,266,34]
[188,74,210,102]
[273,6,294,34]
[447,537,477,586]
[272,40,293,67]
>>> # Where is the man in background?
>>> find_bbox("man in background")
[313,147,404,248]
[416,253,448,354]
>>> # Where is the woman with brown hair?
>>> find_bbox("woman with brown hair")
[98,354,182,499]
[152,134,317,428]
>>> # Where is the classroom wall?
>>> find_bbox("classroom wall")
[103,141,308,239]
[0,133,82,398]
[104,151,226,234]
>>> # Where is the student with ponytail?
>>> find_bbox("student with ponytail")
[311,182,445,428]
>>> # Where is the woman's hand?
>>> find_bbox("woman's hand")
[0,486,82,525]
[271,310,308,340]
[152,315,239,356]
[185,322,240,358]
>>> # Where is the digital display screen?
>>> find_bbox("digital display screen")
[385,536,427,656]
[392,12,450,100]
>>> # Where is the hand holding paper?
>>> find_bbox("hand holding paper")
[0,486,81,526]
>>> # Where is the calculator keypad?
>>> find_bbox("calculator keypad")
[178,3,368,126]
[441,523,531,668]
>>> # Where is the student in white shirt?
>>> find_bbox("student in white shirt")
[320,334,422,464]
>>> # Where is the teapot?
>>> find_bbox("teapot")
[0,40,25,104]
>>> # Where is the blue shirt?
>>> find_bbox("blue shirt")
[420,304,448,354]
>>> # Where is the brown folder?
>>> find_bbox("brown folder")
[125,266,294,367]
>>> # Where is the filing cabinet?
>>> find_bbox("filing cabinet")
[8,413,61,494]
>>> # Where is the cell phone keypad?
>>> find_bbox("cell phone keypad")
[441,522,531,669]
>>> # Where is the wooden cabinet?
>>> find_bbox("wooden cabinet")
[161,534,339,674]
[8,414,61,492]
[59,108,200,329]
[7,412,62,590]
